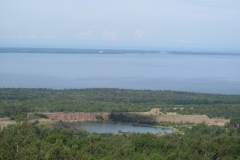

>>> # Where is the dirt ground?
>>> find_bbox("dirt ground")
[130,108,227,126]
[0,118,15,129]
[212,118,229,126]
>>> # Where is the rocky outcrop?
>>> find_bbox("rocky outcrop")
[44,112,110,121]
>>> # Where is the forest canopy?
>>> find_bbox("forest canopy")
[0,112,239,160]
[0,88,240,159]
[0,88,239,119]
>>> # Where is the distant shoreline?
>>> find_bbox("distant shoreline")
[0,47,239,55]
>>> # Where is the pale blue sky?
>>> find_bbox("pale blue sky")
[0,0,240,51]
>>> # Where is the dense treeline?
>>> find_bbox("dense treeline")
[160,104,240,119]
[0,88,240,118]
[0,115,239,160]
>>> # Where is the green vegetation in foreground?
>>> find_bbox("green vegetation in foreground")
[0,88,240,119]
[0,112,240,160]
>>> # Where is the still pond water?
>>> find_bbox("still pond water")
[66,121,173,134]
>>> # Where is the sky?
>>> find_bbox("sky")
[0,0,240,51]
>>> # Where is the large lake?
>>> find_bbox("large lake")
[0,52,240,94]
[66,121,173,134]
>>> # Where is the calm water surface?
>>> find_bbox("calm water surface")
[66,121,173,134]
[0,53,240,94]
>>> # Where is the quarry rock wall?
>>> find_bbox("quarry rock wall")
[44,112,110,121]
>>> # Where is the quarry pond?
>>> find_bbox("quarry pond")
[66,121,174,134]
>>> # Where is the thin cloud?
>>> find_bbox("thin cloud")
[173,40,194,43]
[29,35,37,39]
[174,40,186,43]
[102,30,117,40]
[17,34,25,39]
[133,30,145,40]
[44,35,56,39]
[76,31,93,40]
[0,35,6,38]
[17,34,37,39]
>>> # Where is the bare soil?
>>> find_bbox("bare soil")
[0,118,15,129]
[129,108,225,125]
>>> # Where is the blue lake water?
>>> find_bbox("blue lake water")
[66,121,173,134]
[0,52,240,94]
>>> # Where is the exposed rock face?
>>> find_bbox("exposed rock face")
[27,114,40,120]
[28,112,220,125]
[44,112,110,121]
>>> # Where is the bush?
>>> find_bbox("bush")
[96,115,104,120]
[34,113,49,119]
